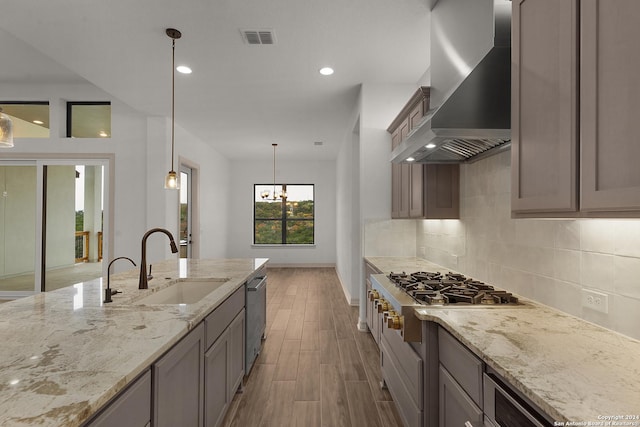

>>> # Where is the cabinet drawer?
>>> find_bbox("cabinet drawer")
[438,328,483,407]
[205,287,245,350]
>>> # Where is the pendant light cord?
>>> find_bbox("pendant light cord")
[272,143,277,199]
[171,38,176,172]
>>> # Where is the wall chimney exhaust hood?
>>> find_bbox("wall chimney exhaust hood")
[392,0,512,164]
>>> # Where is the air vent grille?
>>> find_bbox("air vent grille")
[241,29,276,45]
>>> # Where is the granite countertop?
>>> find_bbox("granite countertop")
[0,257,268,427]
[365,256,640,424]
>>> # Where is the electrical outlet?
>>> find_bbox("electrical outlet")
[581,289,609,314]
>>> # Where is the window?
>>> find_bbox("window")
[66,102,111,138]
[254,184,314,245]
[0,101,50,138]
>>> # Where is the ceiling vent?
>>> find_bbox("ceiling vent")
[241,29,276,45]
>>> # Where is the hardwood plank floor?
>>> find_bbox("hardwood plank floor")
[222,267,403,427]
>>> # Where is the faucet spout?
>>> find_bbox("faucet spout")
[139,227,179,290]
[105,256,136,303]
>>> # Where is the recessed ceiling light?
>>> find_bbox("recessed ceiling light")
[425,143,436,149]
[319,67,334,76]
[33,120,44,125]
[406,157,415,162]
[99,131,108,137]
[176,65,192,74]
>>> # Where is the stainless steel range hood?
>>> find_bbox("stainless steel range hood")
[392,0,512,164]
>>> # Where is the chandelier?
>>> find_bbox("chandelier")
[261,143,286,200]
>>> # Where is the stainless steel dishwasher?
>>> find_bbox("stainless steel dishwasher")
[245,273,267,374]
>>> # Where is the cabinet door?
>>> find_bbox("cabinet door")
[581,0,640,211]
[409,164,424,218]
[391,129,402,218]
[228,309,245,397]
[398,120,411,218]
[87,370,151,427]
[511,0,578,213]
[424,164,460,219]
[205,329,229,427]
[153,323,204,427]
[439,366,483,427]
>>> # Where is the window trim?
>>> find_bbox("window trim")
[253,183,315,245]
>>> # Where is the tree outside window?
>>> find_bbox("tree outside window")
[254,184,314,244]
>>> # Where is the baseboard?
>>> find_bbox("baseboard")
[266,263,336,268]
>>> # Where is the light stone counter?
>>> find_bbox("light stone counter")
[0,257,268,427]
[366,256,640,424]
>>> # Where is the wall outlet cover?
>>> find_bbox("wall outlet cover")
[581,289,609,314]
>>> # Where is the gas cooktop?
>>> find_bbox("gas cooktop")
[388,271,520,307]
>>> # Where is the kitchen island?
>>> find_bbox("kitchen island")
[366,257,640,424]
[0,257,267,426]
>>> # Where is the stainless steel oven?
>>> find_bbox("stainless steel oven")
[483,369,553,427]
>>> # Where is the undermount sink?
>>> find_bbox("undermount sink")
[134,278,230,305]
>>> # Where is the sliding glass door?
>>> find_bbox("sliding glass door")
[0,159,109,298]
[0,163,37,296]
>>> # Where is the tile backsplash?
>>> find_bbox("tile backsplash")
[415,151,640,340]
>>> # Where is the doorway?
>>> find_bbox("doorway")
[179,165,193,259]
[0,158,109,298]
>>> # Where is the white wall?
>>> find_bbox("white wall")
[0,82,230,276]
[336,117,359,303]
[227,158,336,265]
[334,83,420,320]
[416,151,640,340]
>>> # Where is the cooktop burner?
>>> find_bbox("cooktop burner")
[388,271,519,306]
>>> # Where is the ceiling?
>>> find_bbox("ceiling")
[0,0,430,161]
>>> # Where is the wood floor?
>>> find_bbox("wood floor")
[222,267,404,427]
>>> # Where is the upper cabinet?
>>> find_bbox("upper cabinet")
[581,0,640,212]
[511,0,578,214]
[388,87,460,219]
[512,0,640,216]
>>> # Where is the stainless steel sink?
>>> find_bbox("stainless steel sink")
[134,278,230,305]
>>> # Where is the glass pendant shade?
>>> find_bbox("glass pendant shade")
[164,170,179,189]
[0,108,14,148]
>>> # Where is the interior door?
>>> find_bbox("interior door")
[179,166,192,259]
[0,163,37,297]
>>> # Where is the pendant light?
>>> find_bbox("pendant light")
[164,28,181,190]
[261,143,286,201]
[0,108,14,148]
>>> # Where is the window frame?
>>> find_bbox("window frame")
[66,101,111,138]
[253,183,315,245]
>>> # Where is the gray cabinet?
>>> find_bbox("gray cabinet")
[228,309,245,397]
[204,288,245,427]
[391,118,410,218]
[85,370,151,427]
[438,327,484,427]
[205,327,230,427]
[439,366,483,427]
[580,0,640,212]
[388,87,459,219]
[511,0,578,214]
[204,309,245,427]
[513,0,640,216]
[153,323,205,427]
